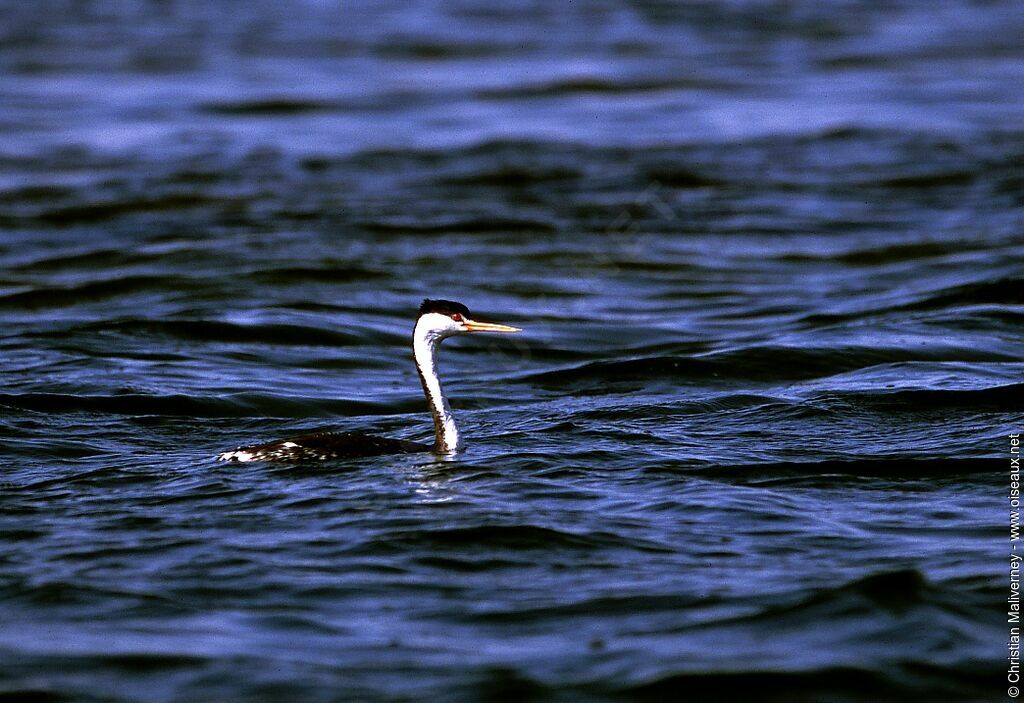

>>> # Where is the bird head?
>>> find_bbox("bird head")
[415,299,520,342]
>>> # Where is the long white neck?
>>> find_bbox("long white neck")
[412,321,460,453]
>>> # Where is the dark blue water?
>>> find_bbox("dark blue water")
[1,2,1021,701]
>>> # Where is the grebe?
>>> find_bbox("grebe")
[217,299,520,462]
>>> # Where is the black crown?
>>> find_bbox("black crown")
[418,299,472,319]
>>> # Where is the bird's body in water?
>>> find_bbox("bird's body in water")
[218,299,520,462]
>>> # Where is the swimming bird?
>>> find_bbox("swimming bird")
[217,299,520,462]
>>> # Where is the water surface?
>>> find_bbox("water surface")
[1,1,1021,701]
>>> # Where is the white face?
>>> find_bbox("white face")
[416,311,468,341]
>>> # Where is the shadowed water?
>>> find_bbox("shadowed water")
[0,1,1021,701]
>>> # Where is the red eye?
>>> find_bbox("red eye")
[451,313,463,322]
